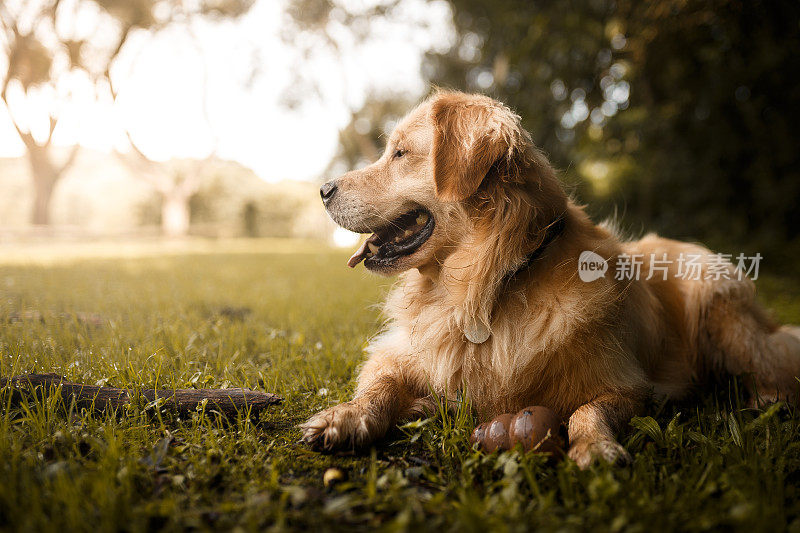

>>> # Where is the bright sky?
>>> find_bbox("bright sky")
[0,0,453,182]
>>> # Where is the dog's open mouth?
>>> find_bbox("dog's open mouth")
[347,209,435,269]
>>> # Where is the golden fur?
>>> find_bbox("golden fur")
[302,91,800,467]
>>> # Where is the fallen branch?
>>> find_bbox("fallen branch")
[0,373,282,419]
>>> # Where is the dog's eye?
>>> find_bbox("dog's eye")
[393,149,407,159]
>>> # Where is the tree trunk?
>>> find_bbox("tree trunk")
[162,191,191,237]
[27,146,60,226]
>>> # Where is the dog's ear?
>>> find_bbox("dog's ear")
[431,93,522,202]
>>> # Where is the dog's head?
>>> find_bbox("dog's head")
[321,91,566,278]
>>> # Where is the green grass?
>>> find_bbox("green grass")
[1,240,799,532]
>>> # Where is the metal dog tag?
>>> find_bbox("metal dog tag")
[464,319,490,344]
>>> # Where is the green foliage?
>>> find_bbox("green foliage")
[425,0,615,164]
[127,158,327,238]
[0,0,258,227]
[91,0,254,29]
[327,97,416,174]
[1,245,800,530]
[425,0,800,253]
[7,33,53,90]
[92,0,157,29]
[197,0,255,19]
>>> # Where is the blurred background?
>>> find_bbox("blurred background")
[1,0,798,271]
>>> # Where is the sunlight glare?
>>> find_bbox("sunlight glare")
[332,227,360,248]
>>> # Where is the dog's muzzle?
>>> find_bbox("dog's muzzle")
[320,180,338,205]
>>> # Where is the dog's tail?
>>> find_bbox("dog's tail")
[764,325,800,402]
[773,325,800,352]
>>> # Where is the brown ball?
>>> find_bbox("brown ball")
[469,422,489,447]
[481,413,513,452]
[508,406,565,455]
[471,406,566,456]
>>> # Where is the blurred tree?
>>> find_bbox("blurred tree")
[286,0,616,181]
[612,0,800,249]
[425,0,800,250]
[242,201,259,237]
[107,0,253,237]
[281,0,449,161]
[424,0,616,171]
[281,0,411,110]
[293,0,800,254]
[0,0,131,225]
[324,95,414,175]
[0,0,252,231]
[118,155,211,237]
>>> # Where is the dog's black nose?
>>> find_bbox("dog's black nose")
[320,181,338,203]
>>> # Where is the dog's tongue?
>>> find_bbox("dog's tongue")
[347,234,380,268]
[347,239,369,268]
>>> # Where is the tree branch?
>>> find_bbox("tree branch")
[118,127,162,170]
[105,24,133,100]
[0,3,17,41]
[103,22,169,189]
[1,84,36,149]
[113,147,170,193]
[1,373,282,419]
[0,20,36,150]
[0,12,15,101]
[1,70,11,104]
[58,143,80,175]
[44,114,58,146]
[2,94,37,149]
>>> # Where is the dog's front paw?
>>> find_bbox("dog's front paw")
[300,402,381,452]
[567,438,632,469]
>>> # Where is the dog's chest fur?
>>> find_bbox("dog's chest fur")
[381,269,647,419]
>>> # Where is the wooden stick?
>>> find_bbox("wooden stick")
[0,373,282,419]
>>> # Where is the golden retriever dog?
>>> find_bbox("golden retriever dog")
[302,90,800,467]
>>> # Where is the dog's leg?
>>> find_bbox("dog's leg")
[300,375,417,451]
[300,347,425,452]
[567,391,642,469]
[703,285,800,405]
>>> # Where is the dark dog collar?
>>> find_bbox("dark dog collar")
[507,215,567,281]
